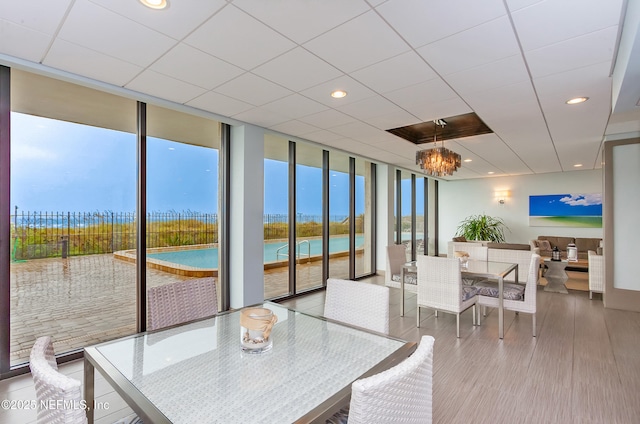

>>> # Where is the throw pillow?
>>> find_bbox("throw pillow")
[538,240,551,251]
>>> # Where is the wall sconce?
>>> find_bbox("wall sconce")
[495,190,510,205]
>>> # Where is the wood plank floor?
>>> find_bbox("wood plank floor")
[2,274,639,423]
[281,275,640,424]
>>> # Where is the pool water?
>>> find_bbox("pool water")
[147,235,365,269]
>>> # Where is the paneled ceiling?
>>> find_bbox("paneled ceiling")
[1,0,639,180]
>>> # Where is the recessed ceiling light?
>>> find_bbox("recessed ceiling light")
[574,163,583,167]
[487,171,495,175]
[331,90,347,99]
[140,0,168,9]
[566,97,589,105]
[463,159,472,163]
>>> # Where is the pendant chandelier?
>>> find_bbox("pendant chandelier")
[415,119,461,177]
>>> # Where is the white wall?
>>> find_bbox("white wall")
[438,169,604,253]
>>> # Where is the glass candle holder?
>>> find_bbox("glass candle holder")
[240,308,277,353]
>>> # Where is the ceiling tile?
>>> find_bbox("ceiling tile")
[252,47,343,92]
[44,39,143,86]
[0,0,71,34]
[187,90,254,117]
[525,26,618,78]
[297,109,357,129]
[214,73,292,106]
[366,110,422,131]
[337,95,406,120]
[90,0,227,40]
[269,120,321,137]
[150,43,244,90]
[232,107,289,128]
[233,0,370,44]
[350,51,438,94]
[303,10,410,73]
[184,5,295,70]
[58,0,176,67]
[417,16,520,75]
[453,134,531,175]
[262,94,329,119]
[330,121,391,143]
[303,130,344,143]
[300,75,377,107]
[512,0,624,51]
[505,0,544,12]
[385,78,464,119]
[126,70,207,104]
[444,55,529,96]
[0,19,51,62]
[376,0,506,48]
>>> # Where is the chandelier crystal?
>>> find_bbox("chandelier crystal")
[415,120,461,177]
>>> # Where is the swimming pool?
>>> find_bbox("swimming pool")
[145,235,365,269]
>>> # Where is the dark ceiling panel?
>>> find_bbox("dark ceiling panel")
[387,112,493,144]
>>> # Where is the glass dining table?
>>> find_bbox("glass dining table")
[401,259,518,339]
[83,302,415,424]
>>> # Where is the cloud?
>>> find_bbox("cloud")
[559,193,602,207]
[11,144,58,161]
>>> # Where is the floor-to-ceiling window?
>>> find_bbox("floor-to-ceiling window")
[355,158,374,277]
[328,152,351,280]
[146,105,221,321]
[264,135,290,299]
[395,170,432,260]
[8,70,137,366]
[295,142,324,292]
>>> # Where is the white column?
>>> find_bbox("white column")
[376,164,395,274]
[230,124,264,308]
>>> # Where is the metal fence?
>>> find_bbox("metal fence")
[10,210,218,261]
[10,211,361,261]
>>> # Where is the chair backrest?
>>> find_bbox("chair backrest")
[386,244,407,282]
[447,241,483,258]
[348,335,434,424]
[524,254,541,302]
[29,337,87,424]
[456,245,488,261]
[588,250,604,293]
[148,277,218,331]
[324,278,390,334]
[416,256,462,310]
[488,248,534,283]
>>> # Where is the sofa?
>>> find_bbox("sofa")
[448,238,534,258]
[530,236,602,260]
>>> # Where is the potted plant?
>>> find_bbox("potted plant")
[455,214,509,243]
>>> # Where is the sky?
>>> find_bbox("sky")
[529,193,603,217]
[10,112,370,216]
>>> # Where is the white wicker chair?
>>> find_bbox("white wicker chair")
[487,248,534,284]
[385,244,417,293]
[29,336,87,424]
[477,254,540,337]
[416,256,477,338]
[346,335,434,424]
[324,278,390,334]
[447,241,484,258]
[147,277,218,331]
[588,250,604,300]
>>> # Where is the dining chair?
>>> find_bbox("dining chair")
[29,336,87,424]
[327,335,434,424]
[476,254,540,336]
[147,277,218,331]
[453,245,488,285]
[324,278,390,334]
[385,244,417,293]
[416,256,477,338]
[588,250,604,300]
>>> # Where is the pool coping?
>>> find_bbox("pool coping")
[114,242,361,277]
